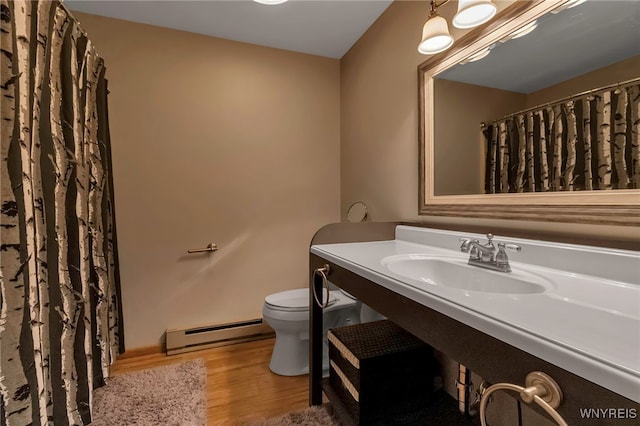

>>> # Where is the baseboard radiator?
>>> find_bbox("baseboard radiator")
[165,318,274,355]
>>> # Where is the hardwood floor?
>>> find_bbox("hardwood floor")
[110,338,309,425]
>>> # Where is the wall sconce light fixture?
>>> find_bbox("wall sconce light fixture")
[551,0,587,13]
[253,0,288,5]
[499,19,538,43]
[418,0,497,55]
[458,43,495,64]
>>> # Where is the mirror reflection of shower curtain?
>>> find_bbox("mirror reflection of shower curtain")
[0,1,123,425]
[484,82,640,193]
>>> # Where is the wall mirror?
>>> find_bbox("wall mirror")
[419,0,640,225]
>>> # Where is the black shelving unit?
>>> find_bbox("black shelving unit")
[321,379,480,426]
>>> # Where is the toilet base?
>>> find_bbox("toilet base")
[269,333,309,376]
[269,334,331,377]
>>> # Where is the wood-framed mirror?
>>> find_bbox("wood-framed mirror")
[418,0,640,226]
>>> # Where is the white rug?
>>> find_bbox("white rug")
[246,405,338,426]
[90,359,206,426]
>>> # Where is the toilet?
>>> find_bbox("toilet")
[262,287,360,376]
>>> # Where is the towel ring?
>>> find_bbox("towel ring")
[313,264,331,308]
[480,372,567,426]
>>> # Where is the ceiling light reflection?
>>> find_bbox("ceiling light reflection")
[253,0,288,5]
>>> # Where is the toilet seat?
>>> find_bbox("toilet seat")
[337,289,356,300]
[265,288,337,311]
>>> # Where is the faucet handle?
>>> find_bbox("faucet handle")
[459,237,472,252]
[496,243,521,272]
[499,242,522,252]
[495,243,513,271]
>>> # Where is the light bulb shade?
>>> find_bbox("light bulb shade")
[510,20,538,39]
[418,16,454,55]
[253,0,288,5]
[453,0,497,29]
[551,0,587,13]
[460,46,492,64]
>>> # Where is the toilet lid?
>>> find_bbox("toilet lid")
[265,288,337,310]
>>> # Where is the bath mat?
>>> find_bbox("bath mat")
[247,391,480,426]
[90,359,206,426]
[246,405,339,426]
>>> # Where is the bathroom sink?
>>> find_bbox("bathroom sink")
[312,225,640,403]
[381,254,552,294]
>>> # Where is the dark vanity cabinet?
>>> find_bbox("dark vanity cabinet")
[308,223,640,426]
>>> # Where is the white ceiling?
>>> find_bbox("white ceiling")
[65,0,393,58]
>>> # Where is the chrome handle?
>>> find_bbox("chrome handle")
[187,243,218,254]
[499,242,522,252]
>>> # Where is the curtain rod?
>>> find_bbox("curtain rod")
[481,76,640,127]
[59,3,89,36]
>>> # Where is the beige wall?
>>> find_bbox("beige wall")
[76,13,341,349]
[434,79,525,195]
[340,0,639,242]
[526,55,640,107]
[79,0,639,350]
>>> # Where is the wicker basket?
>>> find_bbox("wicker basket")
[328,320,436,425]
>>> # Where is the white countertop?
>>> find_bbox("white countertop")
[311,226,640,403]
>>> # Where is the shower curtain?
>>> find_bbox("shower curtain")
[484,81,640,193]
[0,1,123,425]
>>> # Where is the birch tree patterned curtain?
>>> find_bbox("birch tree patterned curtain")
[1,1,123,425]
[484,80,640,193]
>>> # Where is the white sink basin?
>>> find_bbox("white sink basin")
[381,254,553,294]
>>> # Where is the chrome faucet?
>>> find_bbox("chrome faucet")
[459,233,521,273]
